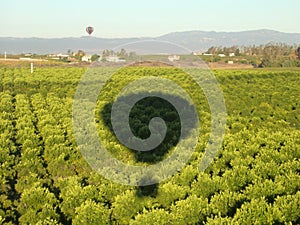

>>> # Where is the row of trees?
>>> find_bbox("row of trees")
[260,44,300,67]
[71,49,137,62]
[0,67,299,224]
[206,43,300,58]
[205,44,300,67]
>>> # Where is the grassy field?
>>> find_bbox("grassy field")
[0,65,299,224]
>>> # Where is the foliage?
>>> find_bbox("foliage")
[0,66,299,224]
[91,54,100,62]
[204,43,300,67]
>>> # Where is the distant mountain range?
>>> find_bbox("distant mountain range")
[1,29,300,54]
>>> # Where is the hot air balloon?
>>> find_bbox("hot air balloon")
[86,26,94,35]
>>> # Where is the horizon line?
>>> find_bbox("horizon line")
[1,28,300,39]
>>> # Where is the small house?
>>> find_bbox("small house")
[82,55,92,62]
[168,55,180,62]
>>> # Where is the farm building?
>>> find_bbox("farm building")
[82,55,92,62]
[106,56,126,63]
[168,55,180,62]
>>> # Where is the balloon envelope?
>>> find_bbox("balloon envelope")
[86,26,94,35]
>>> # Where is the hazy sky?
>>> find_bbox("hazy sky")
[1,0,299,38]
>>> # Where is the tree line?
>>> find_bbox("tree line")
[204,43,300,67]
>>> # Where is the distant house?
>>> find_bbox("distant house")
[228,61,234,64]
[48,53,70,60]
[193,52,202,55]
[218,54,226,57]
[203,53,213,56]
[106,56,126,63]
[82,55,91,62]
[57,53,69,58]
[229,53,235,57]
[168,55,180,62]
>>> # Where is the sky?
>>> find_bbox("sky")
[1,0,299,38]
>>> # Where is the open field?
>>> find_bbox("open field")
[0,65,299,224]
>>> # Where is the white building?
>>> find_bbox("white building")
[57,53,69,58]
[168,55,180,62]
[106,56,126,63]
[48,53,70,60]
[193,51,203,55]
[229,53,235,57]
[82,55,92,62]
[218,54,226,57]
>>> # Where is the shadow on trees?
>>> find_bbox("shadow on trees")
[136,183,159,198]
[100,93,197,196]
